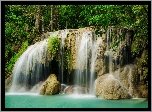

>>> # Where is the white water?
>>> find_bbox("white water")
[75,31,106,95]
[68,94,96,99]
[75,31,92,93]
[60,30,68,84]
[89,37,102,94]
[10,39,49,93]
[9,31,61,93]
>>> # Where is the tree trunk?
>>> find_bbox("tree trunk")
[35,5,40,33]
[50,5,53,32]
[39,5,43,34]
[41,16,44,33]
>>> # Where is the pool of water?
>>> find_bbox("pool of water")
[5,92,148,108]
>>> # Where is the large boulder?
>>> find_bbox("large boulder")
[95,74,132,100]
[113,64,148,98]
[95,64,148,99]
[39,74,60,95]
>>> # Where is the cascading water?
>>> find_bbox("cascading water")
[105,27,113,73]
[10,39,50,93]
[89,36,102,94]
[74,31,105,95]
[95,27,135,99]
[75,31,92,93]
[9,31,60,93]
[8,26,137,98]
[60,29,68,84]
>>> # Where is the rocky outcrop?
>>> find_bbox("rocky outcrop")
[5,75,12,91]
[39,74,60,95]
[114,64,148,98]
[135,49,148,84]
[95,74,132,100]
[95,64,148,99]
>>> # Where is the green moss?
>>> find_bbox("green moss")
[64,49,72,74]
[47,36,60,61]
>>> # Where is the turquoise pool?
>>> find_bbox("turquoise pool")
[5,92,148,108]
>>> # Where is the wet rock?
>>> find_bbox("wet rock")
[64,85,88,94]
[95,64,148,99]
[135,85,148,98]
[5,75,12,91]
[39,74,60,95]
[30,81,44,93]
[95,74,132,100]
[65,86,73,94]
[60,84,67,92]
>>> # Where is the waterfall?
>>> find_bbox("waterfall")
[10,39,50,93]
[9,31,60,93]
[89,37,102,94]
[8,26,135,97]
[75,31,105,95]
[60,30,68,84]
[75,31,92,93]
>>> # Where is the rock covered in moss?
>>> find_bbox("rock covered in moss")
[39,74,60,95]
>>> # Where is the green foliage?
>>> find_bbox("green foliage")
[131,39,143,57]
[58,5,148,51]
[5,41,28,74]
[47,36,60,61]
[109,39,120,52]
[5,5,34,74]
[64,49,72,74]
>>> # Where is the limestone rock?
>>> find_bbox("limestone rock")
[5,75,12,91]
[39,74,60,95]
[96,64,148,99]
[95,74,132,99]
[65,86,73,94]
[64,85,88,94]
[30,81,44,93]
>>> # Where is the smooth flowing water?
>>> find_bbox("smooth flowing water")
[60,30,68,84]
[90,37,102,94]
[10,39,49,93]
[5,93,148,108]
[75,31,92,92]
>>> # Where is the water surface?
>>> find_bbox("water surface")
[5,93,148,108]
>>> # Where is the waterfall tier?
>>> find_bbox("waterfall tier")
[7,26,148,99]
